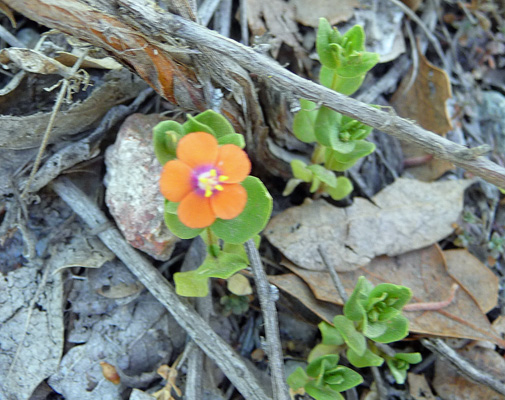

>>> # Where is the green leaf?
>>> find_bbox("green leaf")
[325,141,375,172]
[164,206,204,239]
[163,200,178,214]
[347,347,384,368]
[217,133,245,148]
[395,352,422,364]
[316,18,339,69]
[287,367,310,390]
[305,382,344,400]
[309,176,321,193]
[211,176,272,244]
[222,235,260,263]
[325,177,353,201]
[174,253,248,297]
[367,314,409,343]
[152,120,184,165]
[325,366,363,392]
[344,276,373,321]
[368,284,412,321]
[182,114,216,136]
[333,315,366,356]
[306,355,340,378]
[308,344,341,363]
[343,25,365,53]
[283,178,304,196]
[319,321,345,346]
[291,159,313,182]
[293,99,318,143]
[386,358,408,385]
[307,165,337,187]
[319,66,365,96]
[337,51,380,78]
[192,109,235,137]
[314,106,342,148]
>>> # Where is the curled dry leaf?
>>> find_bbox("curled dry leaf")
[277,245,504,346]
[0,48,72,77]
[290,0,358,27]
[265,178,474,271]
[391,45,453,135]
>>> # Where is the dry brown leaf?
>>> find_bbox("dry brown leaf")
[281,245,504,346]
[433,345,505,400]
[408,373,437,400]
[265,178,473,271]
[0,1,16,27]
[268,273,341,323]
[227,274,253,296]
[0,48,72,76]
[246,0,304,58]
[444,249,499,314]
[290,0,358,27]
[391,46,453,135]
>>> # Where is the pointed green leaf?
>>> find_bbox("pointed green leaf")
[333,315,366,356]
[182,114,216,136]
[283,178,304,196]
[343,25,365,53]
[319,321,345,346]
[287,367,310,390]
[325,366,363,392]
[308,344,341,363]
[369,284,412,319]
[192,109,235,137]
[344,276,373,321]
[306,355,340,378]
[291,159,313,182]
[217,133,246,148]
[347,347,384,368]
[386,358,408,384]
[337,52,380,78]
[211,176,272,244]
[316,18,339,69]
[293,99,318,143]
[307,165,337,187]
[395,352,422,364]
[153,120,183,164]
[314,106,342,148]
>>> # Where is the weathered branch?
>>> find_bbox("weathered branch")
[6,0,505,187]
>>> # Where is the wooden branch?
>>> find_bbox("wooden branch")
[51,177,272,400]
[6,0,505,187]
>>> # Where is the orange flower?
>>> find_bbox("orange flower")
[160,132,251,229]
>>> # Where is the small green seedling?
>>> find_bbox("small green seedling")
[285,18,380,200]
[288,276,421,398]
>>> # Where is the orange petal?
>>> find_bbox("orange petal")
[210,184,247,220]
[160,160,193,202]
[215,145,251,183]
[177,132,218,168]
[178,192,216,228]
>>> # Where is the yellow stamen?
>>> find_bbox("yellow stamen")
[205,189,213,197]
[215,185,224,191]
[210,169,217,177]
[219,175,229,182]
[199,177,208,183]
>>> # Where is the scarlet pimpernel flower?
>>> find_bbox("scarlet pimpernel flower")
[160,131,251,229]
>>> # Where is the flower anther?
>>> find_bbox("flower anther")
[160,131,251,229]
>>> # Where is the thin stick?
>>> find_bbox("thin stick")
[21,49,89,198]
[51,177,272,400]
[371,365,388,400]
[197,0,222,27]
[244,239,290,400]
[317,246,348,303]
[421,338,505,396]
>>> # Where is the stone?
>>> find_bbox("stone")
[105,113,178,260]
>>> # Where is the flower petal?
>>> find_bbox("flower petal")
[160,160,193,202]
[177,131,219,168]
[178,191,216,228]
[215,144,251,183]
[210,183,247,220]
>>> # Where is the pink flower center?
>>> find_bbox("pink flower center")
[192,166,229,197]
